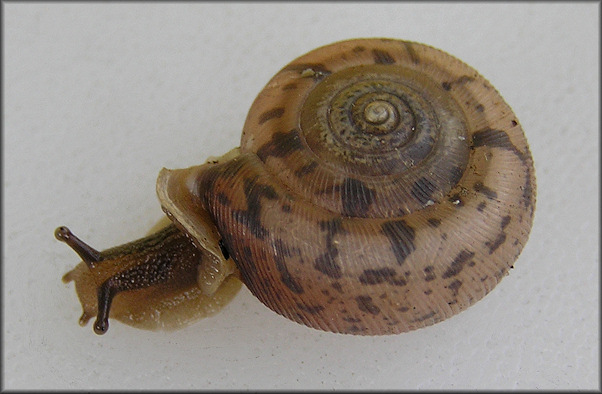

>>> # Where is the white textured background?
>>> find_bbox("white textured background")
[3,3,599,390]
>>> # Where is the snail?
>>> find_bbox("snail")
[57,38,536,336]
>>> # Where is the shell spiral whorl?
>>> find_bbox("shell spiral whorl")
[243,46,473,219]
[194,38,536,334]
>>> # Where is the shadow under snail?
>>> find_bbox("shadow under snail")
[56,38,536,335]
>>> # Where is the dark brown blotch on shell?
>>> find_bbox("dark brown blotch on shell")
[341,178,375,217]
[473,181,498,200]
[442,75,474,91]
[295,303,324,314]
[331,281,343,293]
[282,82,297,91]
[216,192,231,206]
[294,160,319,178]
[258,107,285,125]
[313,219,346,279]
[472,128,527,162]
[424,266,436,282]
[355,295,381,315]
[486,233,507,254]
[449,165,465,185]
[412,311,437,323]
[273,239,304,294]
[427,218,441,228]
[447,279,463,296]
[358,268,407,286]
[256,129,304,160]
[313,249,341,279]
[372,49,396,64]
[442,250,475,279]
[411,177,439,206]
[232,177,279,239]
[381,220,416,266]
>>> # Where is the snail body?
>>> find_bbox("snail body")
[58,38,536,335]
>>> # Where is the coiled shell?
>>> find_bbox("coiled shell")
[159,38,536,335]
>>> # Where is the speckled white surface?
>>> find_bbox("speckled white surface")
[3,3,599,390]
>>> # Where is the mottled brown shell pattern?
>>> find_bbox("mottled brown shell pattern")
[180,39,536,335]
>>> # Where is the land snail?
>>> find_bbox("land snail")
[56,38,536,336]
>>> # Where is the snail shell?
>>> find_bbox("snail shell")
[157,38,536,335]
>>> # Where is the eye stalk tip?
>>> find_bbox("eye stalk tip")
[54,226,72,242]
[94,319,109,335]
